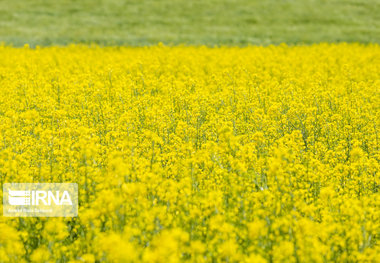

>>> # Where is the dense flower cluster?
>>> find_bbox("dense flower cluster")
[0,44,379,262]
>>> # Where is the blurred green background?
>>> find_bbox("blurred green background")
[1,0,379,46]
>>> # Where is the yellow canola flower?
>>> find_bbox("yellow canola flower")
[0,44,379,262]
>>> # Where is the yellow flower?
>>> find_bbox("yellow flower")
[30,246,50,263]
[0,44,378,262]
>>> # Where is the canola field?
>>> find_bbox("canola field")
[0,44,379,262]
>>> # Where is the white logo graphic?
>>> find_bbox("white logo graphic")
[8,189,73,206]
[3,183,78,217]
[8,189,31,205]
